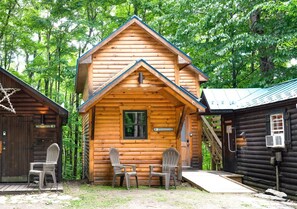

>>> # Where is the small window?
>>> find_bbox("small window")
[123,110,147,139]
[270,113,284,135]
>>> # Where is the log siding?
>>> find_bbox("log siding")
[0,69,67,182]
[224,101,297,198]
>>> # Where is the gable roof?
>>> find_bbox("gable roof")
[202,79,297,112]
[78,15,192,64]
[76,15,208,93]
[78,59,206,113]
[0,67,68,118]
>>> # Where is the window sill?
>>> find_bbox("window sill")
[120,139,151,143]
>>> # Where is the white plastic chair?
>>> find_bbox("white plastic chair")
[28,143,60,190]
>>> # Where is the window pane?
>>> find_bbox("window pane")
[270,113,284,135]
[124,112,136,125]
[123,111,147,139]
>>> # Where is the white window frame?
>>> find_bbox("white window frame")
[270,113,284,135]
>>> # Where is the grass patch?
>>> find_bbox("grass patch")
[65,183,133,208]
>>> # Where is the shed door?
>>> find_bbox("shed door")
[0,116,33,182]
[181,117,191,167]
[222,118,237,172]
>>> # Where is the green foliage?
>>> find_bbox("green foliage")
[202,142,212,170]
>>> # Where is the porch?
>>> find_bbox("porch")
[0,183,63,194]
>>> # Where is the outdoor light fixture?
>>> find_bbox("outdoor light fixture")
[35,114,56,128]
[240,131,246,138]
[41,114,45,125]
[138,72,144,84]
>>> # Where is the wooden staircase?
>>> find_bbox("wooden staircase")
[201,116,223,170]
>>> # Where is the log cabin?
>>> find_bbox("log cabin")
[201,79,297,199]
[76,15,208,185]
[0,67,68,182]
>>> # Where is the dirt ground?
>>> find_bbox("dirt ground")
[0,181,297,209]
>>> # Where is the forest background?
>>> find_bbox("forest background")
[0,0,296,179]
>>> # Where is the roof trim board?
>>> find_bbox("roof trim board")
[78,59,206,113]
[186,64,209,82]
[0,67,68,117]
[78,15,192,65]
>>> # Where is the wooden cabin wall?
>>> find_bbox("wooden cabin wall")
[0,73,63,181]
[190,114,202,168]
[91,23,177,93]
[228,102,297,198]
[179,69,199,97]
[83,81,89,101]
[91,69,181,185]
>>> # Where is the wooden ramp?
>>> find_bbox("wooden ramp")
[182,170,256,193]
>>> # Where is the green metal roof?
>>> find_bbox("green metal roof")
[202,79,297,111]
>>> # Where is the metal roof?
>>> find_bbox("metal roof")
[202,78,297,111]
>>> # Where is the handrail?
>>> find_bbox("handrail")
[201,116,222,148]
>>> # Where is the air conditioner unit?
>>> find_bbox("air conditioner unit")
[265,134,285,148]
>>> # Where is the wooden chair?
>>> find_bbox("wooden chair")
[149,147,180,190]
[109,147,138,190]
[28,143,60,190]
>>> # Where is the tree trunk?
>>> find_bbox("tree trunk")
[44,78,49,96]
[250,9,274,72]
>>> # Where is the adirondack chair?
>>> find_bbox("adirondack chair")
[109,147,138,190]
[149,147,180,190]
[28,143,60,190]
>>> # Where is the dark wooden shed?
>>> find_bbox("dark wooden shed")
[0,67,68,182]
[202,79,297,199]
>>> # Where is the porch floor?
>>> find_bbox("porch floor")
[182,170,256,193]
[0,183,63,194]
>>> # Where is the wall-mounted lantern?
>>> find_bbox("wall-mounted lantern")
[138,72,144,84]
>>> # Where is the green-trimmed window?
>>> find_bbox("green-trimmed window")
[123,110,147,139]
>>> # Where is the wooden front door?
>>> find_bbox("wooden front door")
[181,117,191,167]
[0,116,33,182]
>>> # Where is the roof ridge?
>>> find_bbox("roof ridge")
[266,78,297,88]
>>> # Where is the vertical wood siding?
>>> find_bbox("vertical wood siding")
[82,113,90,179]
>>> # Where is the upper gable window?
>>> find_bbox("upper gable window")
[270,113,284,135]
[123,110,147,139]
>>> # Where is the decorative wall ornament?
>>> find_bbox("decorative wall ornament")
[0,82,20,113]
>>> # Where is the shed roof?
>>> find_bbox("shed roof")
[0,67,68,118]
[79,59,206,113]
[202,79,297,112]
